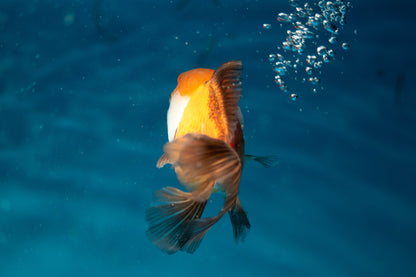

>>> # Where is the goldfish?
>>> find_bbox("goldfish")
[145,60,274,254]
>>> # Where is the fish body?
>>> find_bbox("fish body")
[146,61,250,254]
[168,67,245,160]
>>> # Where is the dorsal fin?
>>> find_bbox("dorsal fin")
[208,60,243,143]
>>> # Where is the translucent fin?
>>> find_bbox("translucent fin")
[164,133,242,195]
[245,154,278,168]
[228,196,250,243]
[145,186,207,254]
[156,153,170,168]
[208,60,243,143]
[180,217,217,253]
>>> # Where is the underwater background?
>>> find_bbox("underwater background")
[1,0,415,276]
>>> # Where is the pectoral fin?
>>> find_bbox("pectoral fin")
[156,153,170,168]
[164,133,242,195]
[245,154,278,168]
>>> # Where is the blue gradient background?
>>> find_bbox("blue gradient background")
[1,0,415,276]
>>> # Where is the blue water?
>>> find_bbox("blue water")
[1,0,415,276]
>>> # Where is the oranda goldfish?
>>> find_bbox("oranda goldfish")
[145,60,274,254]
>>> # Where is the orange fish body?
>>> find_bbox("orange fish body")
[146,61,250,254]
[168,67,245,160]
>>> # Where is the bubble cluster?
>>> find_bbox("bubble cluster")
[266,0,354,100]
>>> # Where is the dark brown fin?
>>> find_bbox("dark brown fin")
[145,186,207,254]
[157,133,244,253]
[180,192,239,254]
[228,196,250,243]
[164,133,242,196]
[245,154,278,168]
[156,153,170,168]
[208,60,243,143]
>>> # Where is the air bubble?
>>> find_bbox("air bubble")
[323,20,338,34]
[342,42,349,50]
[313,61,323,68]
[277,13,291,22]
[308,77,320,85]
[306,55,317,64]
[328,36,337,44]
[290,93,298,101]
[317,45,327,56]
[268,0,352,97]
[263,23,272,30]
[289,0,301,8]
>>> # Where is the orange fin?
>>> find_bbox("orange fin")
[145,186,207,254]
[208,60,243,143]
[164,133,242,195]
[228,196,250,243]
[156,153,170,168]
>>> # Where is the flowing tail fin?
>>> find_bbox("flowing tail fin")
[145,186,209,254]
[146,133,242,254]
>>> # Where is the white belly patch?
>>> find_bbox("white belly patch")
[167,91,190,142]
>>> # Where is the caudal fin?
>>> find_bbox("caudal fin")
[146,133,243,254]
[145,186,208,254]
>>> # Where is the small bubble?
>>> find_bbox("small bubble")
[308,77,320,85]
[354,29,358,35]
[305,67,313,75]
[317,45,327,56]
[342,42,350,50]
[263,23,272,30]
[323,20,338,34]
[277,13,291,22]
[274,75,282,84]
[290,93,298,101]
[329,36,337,44]
[313,61,323,68]
[290,0,301,8]
[268,54,277,62]
[306,55,317,64]
[328,49,335,57]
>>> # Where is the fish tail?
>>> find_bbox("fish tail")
[177,193,241,253]
[145,186,208,254]
[228,196,251,243]
[154,133,243,253]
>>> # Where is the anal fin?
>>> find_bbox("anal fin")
[228,196,250,243]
